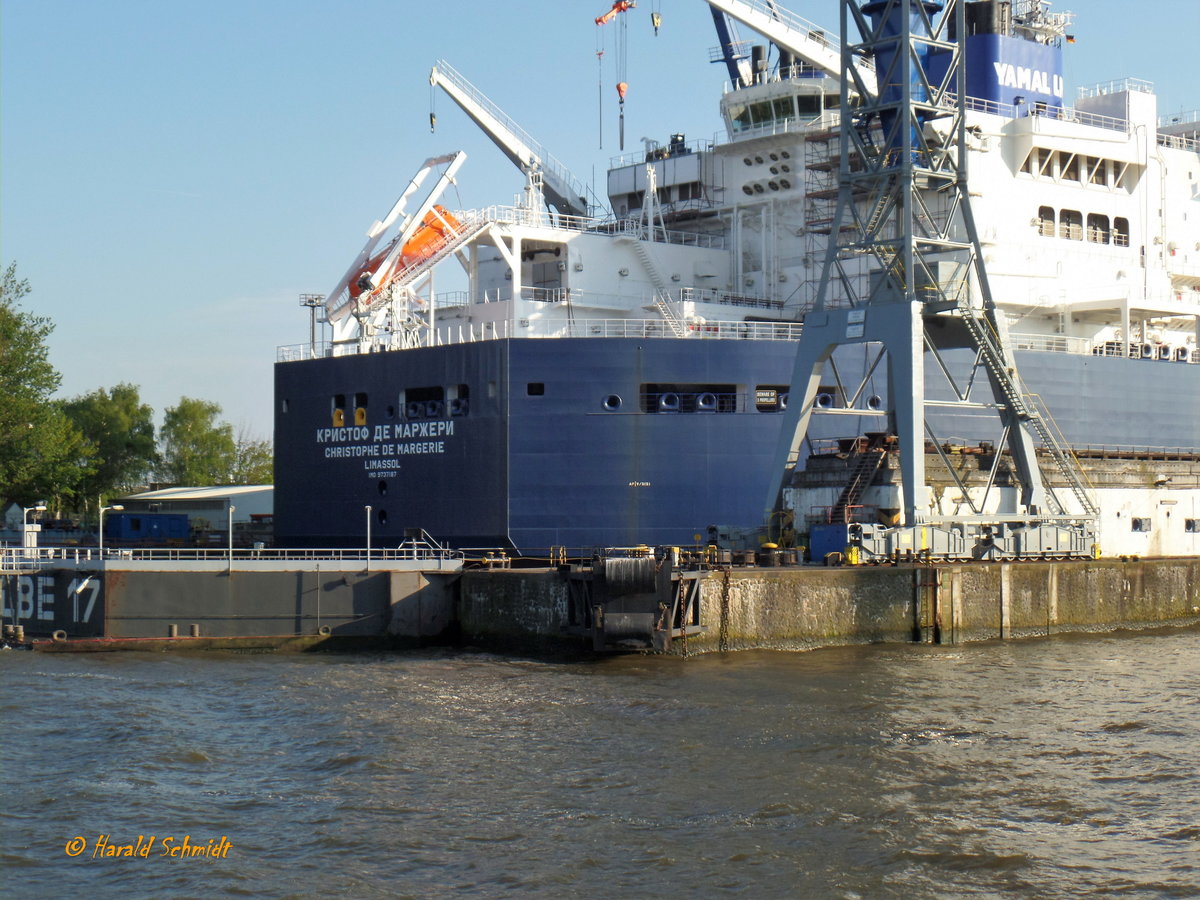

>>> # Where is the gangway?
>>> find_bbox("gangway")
[430,59,592,218]
[704,0,877,94]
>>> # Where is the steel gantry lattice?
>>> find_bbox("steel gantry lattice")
[766,0,1097,534]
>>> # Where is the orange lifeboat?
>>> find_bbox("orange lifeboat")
[350,205,461,299]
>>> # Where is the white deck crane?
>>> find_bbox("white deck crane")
[704,0,877,95]
[430,59,592,219]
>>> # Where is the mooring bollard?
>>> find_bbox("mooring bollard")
[168,624,178,638]
[189,624,200,637]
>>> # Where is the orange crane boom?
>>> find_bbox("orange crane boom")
[595,0,635,26]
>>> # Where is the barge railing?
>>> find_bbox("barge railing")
[1,546,463,573]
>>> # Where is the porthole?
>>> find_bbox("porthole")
[781,164,790,172]
[770,165,779,175]
[816,392,834,409]
[377,480,388,496]
[603,394,622,411]
[753,183,765,194]
[281,399,290,413]
[769,152,779,161]
[768,181,779,190]
[780,150,791,159]
[386,404,396,419]
[867,394,883,410]
[742,184,754,195]
[779,179,791,189]
[377,508,388,525]
[743,157,753,166]
[754,155,763,164]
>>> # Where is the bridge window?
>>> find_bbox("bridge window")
[1060,154,1080,182]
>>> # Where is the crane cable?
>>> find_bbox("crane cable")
[595,1,634,151]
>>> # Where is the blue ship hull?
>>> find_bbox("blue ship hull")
[274,339,1200,552]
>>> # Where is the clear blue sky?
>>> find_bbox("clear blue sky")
[3,0,1194,438]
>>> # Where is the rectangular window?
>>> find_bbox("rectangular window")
[749,101,774,126]
[1113,217,1130,247]
[450,384,470,417]
[1086,213,1110,244]
[1059,209,1083,240]
[404,386,445,420]
[527,382,545,396]
[1185,519,1199,533]
[1131,518,1152,533]
[1038,206,1056,237]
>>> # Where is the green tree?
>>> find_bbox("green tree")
[62,383,158,510]
[158,397,236,485]
[232,428,274,484]
[0,263,94,506]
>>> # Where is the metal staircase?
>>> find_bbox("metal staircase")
[652,293,690,338]
[831,441,888,523]
[625,237,671,294]
[954,299,1098,516]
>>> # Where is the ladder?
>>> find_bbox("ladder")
[954,299,1098,517]
[652,293,689,338]
[831,441,887,522]
[624,237,671,294]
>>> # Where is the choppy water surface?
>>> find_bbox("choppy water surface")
[3,629,1199,898]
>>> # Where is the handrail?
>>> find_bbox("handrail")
[1,545,463,572]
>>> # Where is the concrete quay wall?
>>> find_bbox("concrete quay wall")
[6,558,1198,654]
[458,558,1200,654]
[2,567,456,644]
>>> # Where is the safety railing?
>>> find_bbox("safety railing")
[1,545,463,572]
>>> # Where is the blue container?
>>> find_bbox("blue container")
[104,513,191,544]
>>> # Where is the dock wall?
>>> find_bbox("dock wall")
[1,567,456,643]
[457,558,1200,654]
[5,558,1198,653]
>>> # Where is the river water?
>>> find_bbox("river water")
[2,629,1198,898]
